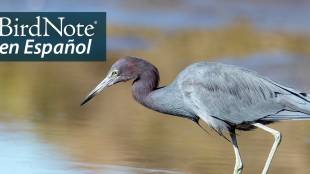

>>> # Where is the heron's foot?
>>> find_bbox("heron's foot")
[233,162,243,174]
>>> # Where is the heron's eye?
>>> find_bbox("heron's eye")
[111,70,118,76]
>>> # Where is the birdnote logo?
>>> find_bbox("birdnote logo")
[0,12,106,61]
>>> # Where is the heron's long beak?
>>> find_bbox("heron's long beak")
[80,76,117,106]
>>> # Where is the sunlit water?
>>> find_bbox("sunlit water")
[0,122,179,174]
[0,122,82,174]
[1,0,310,174]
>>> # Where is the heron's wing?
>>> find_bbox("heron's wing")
[177,62,310,132]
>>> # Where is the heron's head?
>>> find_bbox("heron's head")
[81,56,155,106]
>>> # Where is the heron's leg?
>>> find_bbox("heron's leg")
[230,133,243,174]
[253,123,282,174]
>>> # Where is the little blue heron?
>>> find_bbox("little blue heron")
[81,56,310,174]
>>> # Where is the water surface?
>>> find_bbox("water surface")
[1,1,310,174]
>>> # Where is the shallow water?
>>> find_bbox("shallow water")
[1,1,310,174]
[0,122,178,174]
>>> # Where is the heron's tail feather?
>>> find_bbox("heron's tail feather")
[263,92,310,121]
[262,110,310,120]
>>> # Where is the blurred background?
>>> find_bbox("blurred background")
[1,0,310,173]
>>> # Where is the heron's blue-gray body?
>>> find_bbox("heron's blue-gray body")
[143,62,310,135]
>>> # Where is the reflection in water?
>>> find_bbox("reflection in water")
[0,122,82,174]
[1,1,310,173]
[0,122,179,174]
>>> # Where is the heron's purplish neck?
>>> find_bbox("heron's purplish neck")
[131,58,164,108]
[132,71,159,107]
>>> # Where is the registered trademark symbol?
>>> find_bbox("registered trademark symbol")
[94,21,97,24]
